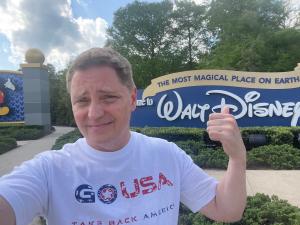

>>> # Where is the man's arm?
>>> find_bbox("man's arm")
[200,106,247,222]
[0,196,16,225]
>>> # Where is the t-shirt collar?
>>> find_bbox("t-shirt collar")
[79,131,136,161]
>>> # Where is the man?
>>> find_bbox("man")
[0,48,246,225]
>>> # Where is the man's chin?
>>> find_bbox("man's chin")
[87,123,113,133]
[87,136,114,150]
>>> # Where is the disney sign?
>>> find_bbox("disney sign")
[156,90,300,126]
[130,69,300,128]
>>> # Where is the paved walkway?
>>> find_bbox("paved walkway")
[0,126,299,225]
[0,126,74,176]
[206,169,300,208]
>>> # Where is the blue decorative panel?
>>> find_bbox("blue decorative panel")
[131,70,300,127]
[0,73,24,123]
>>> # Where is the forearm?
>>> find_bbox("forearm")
[204,106,247,222]
[215,154,247,221]
[0,196,16,225]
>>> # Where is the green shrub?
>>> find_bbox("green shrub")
[133,127,204,142]
[0,137,17,145]
[289,127,300,149]
[135,126,300,150]
[0,142,10,154]
[241,193,300,225]
[241,127,270,142]
[51,127,300,169]
[52,129,82,150]
[175,140,206,156]
[241,127,297,149]
[268,127,294,145]
[12,128,44,140]
[193,148,228,169]
[0,126,17,137]
[247,144,300,169]
[178,193,300,225]
[0,125,45,140]
[0,137,17,154]
[175,140,228,169]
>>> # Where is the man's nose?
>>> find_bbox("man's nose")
[88,101,104,119]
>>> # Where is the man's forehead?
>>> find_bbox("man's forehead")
[74,65,116,75]
[70,68,133,96]
[73,88,118,96]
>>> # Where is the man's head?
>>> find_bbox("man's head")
[68,48,137,152]
[66,47,135,93]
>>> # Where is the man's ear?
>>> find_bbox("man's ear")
[130,87,137,112]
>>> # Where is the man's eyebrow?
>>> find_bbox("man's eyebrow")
[73,91,88,101]
[73,90,119,99]
[96,90,118,95]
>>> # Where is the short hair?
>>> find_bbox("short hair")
[66,47,135,93]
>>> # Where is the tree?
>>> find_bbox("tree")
[108,0,174,57]
[207,0,288,41]
[198,0,300,72]
[107,0,212,87]
[262,28,300,72]
[107,0,186,88]
[47,64,75,126]
[171,0,208,70]
[47,64,60,125]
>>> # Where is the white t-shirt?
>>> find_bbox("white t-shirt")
[0,131,218,225]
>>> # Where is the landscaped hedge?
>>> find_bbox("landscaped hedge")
[290,127,300,149]
[0,125,45,140]
[0,125,48,154]
[0,137,17,154]
[51,127,300,169]
[51,129,82,150]
[51,126,300,150]
[133,127,204,142]
[241,127,296,146]
[133,126,300,150]
[174,143,300,170]
[247,144,300,169]
[179,193,300,225]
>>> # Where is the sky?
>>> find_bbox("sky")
[0,0,299,72]
[0,0,162,71]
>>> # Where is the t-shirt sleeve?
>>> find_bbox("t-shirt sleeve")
[0,152,50,225]
[173,143,218,213]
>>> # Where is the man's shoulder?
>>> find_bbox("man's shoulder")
[34,138,83,163]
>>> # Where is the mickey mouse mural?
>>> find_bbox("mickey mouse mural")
[0,48,51,130]
[0,89,9,116]
[0,78,17,116]
[0,73,24,123]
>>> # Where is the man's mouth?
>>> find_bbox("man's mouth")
[88,121,113,127]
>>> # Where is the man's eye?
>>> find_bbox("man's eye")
[76,98,89,104]
[103,96,118,103]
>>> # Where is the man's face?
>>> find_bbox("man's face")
[70,66,137,151]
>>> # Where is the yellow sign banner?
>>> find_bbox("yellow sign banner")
[142,70,300,99]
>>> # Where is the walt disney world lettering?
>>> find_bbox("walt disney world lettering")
[157,90,300,127]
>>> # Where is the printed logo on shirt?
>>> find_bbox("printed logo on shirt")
[120,172,173,199]
[75,184,95,203]
[98,184,118,204]
[74,172,173,204]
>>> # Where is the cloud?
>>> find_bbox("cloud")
[192,0,210,5]
[0,0,107,71]
[76,0,88,8]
